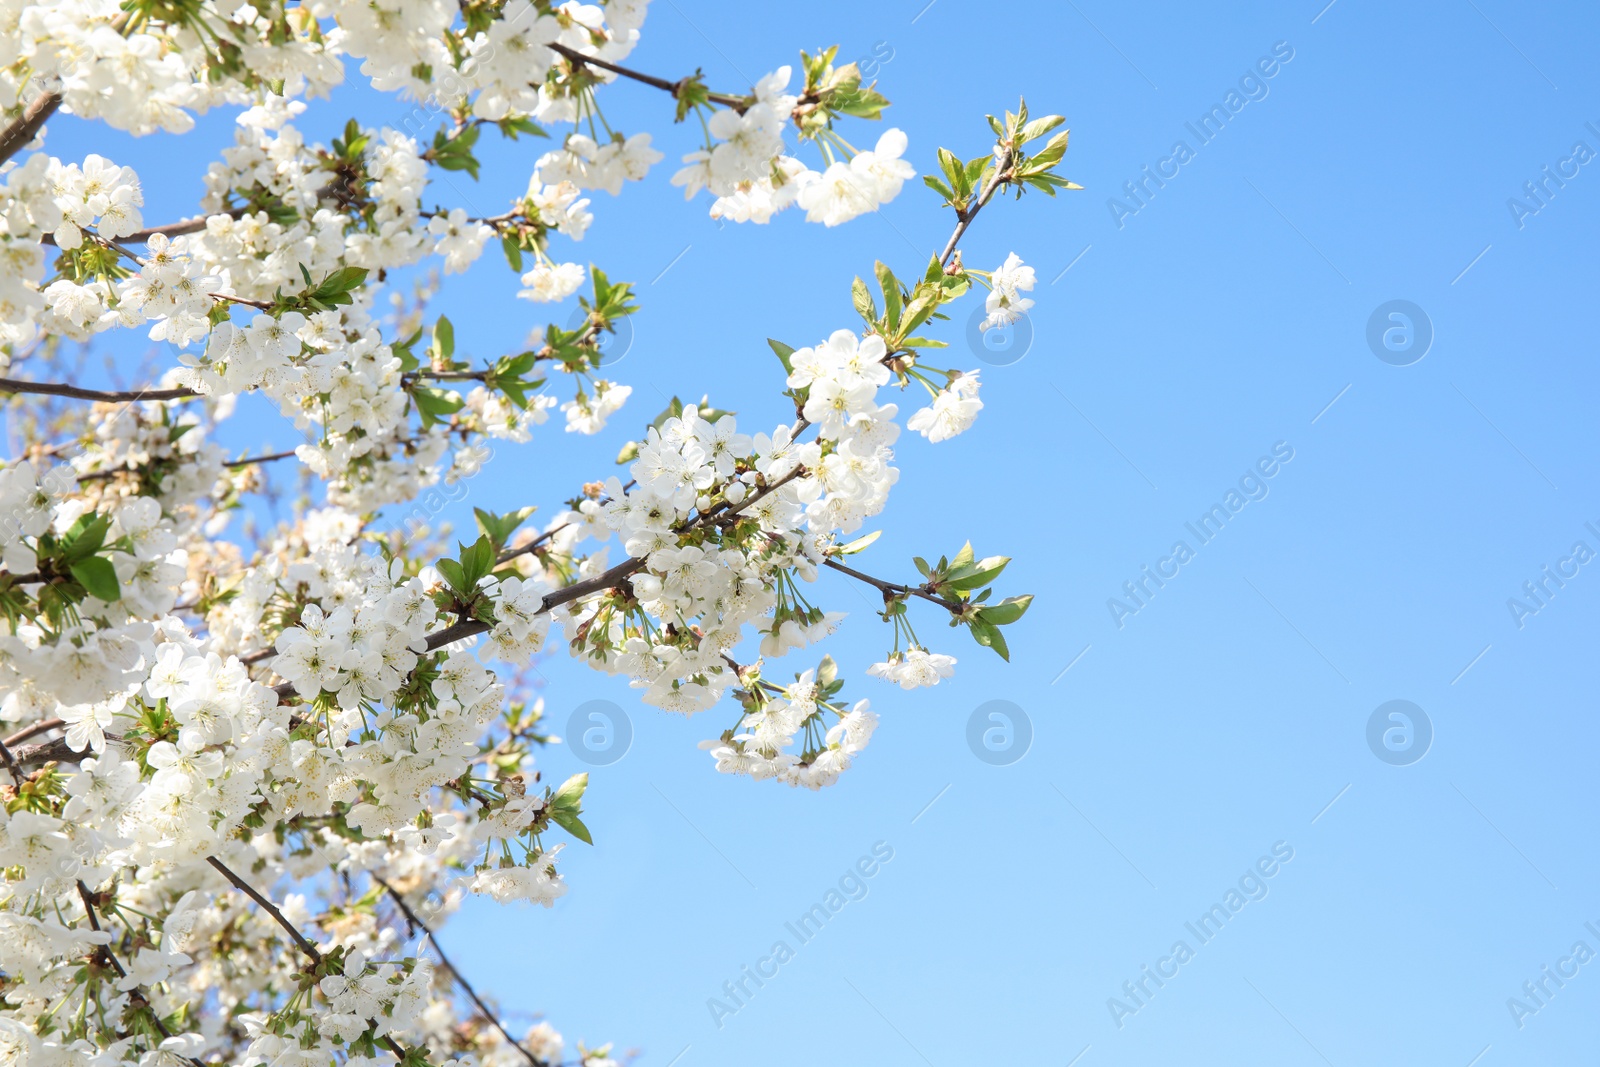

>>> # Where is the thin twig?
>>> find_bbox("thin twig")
[3,717,62,746]
[205,856,322,964]
[0,378,197,403]
[374,874,547,1067]
[78,448,301,483]
[548,42,750,110]
[76,880,210,1066]
[823,557,965,612]
[938,148,1015,267]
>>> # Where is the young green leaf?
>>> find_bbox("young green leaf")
[69,557,120,602]
[768,338,796,375]
[851,276,877,325]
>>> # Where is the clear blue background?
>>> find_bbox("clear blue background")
[46,1,1600,1064]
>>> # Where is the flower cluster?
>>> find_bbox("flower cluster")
[700,665,879,789]
[671,65,917,227]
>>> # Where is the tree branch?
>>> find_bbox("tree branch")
[938,147,1015,267]
[0,736,24,787]
[204,855,323,965]
[76,879,209,1066]
[0,92,61,167]
[269,552,650,701]
[374,874,548,1067]
[78,448,301,483]
[822,557,965,613]
[10,733,89,767]
[547,42,751,110]
[264,467,812,703]
[0,378,197,403]
[205,858,423,1063]
[3,717,62,746]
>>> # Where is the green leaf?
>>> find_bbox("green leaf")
[62,513,112,561]
[947,554,1010,591]
[432,316,455,361]
[501,234,523,272]
[548,771,592,843]
[874,261,902,330]
[319,266,368,295]
[435,558,467,593]
[831,86,889,119]
[457,534,495,588]
[69,556,119,602]
[474,507,536,551]
[939,273,971,299]
[411,385,464,428]
[673,73,712,122]
[851,276,877,325]
[938,147,970,199]
[497,115,547,140]
[550,810,593,844]
[836,530,881,556]
[978,594,1033,626]
[900,288,940,338]
[391,327,423,372]
[965,155,990,187]
[767,338,796,375]
[552,771,588,809]
[1020,115,1065,144]
[968,619,1010,661]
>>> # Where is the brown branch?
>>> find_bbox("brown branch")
[204,856,322,964]
[3,717,62,747]
[225,449,301,468]
[495,477,637,567]
[75,880,129,978]
[822,557,965,613]
[78,447,301,483]
[547,42,750,110]
[0,378,197,403]
[76,880,210,1066]
[374,875,548,1067]
[401,369,492,384]
[0,92,61,167]
[0,736,23,786]
[39,213,219,249]
[11,733,89,767]
[264,467,813,702]
[211,292,273,311]
[268,553,648,701]
[124,215,212,242]
[206,858,419,1063]
[937,148,1016,268]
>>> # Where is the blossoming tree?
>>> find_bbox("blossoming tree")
[0,1,1076,1064]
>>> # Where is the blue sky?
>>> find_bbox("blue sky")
[45,0,1600,1064]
